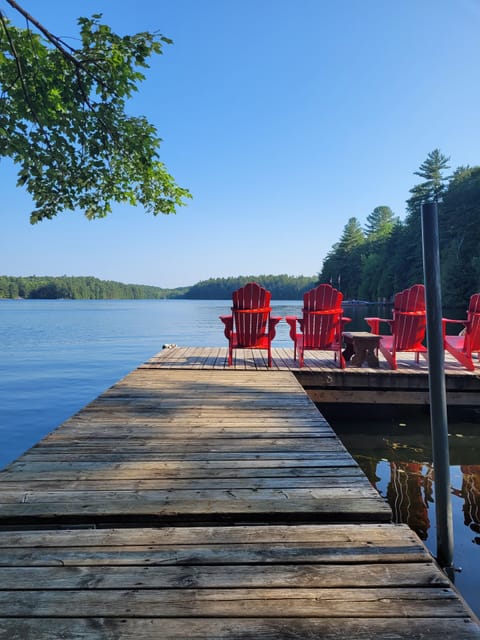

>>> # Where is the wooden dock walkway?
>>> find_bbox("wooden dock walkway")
[0,370,389,526]
[1,523,479,639]
[142,346,480,406]
[0,365,479,638]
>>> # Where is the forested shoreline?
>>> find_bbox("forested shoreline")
[319,149,480,307]
[0,275,316,301]
[0,276,188,300]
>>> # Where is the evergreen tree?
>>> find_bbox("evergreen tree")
[364,206,398,239]
[338,217,365,252]
[440,166,480,305]
[317,151,480,307]
[406,149,451,215]
[398,149,451,286]
[319,218,365,299]
[359,207,399,300]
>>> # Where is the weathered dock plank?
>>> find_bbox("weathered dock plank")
[0,524,478,640]
[2,618,479,640]
[0,370,390,526]
[141,347,480,405]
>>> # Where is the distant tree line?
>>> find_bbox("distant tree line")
[0,274,316,300]
[0,276,187,300]
[319,149,480,307]
[182,275,316,300]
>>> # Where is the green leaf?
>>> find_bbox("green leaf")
[0,9,190,223]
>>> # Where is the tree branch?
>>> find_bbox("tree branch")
[0,9,52,150]
[6,0,78,62]
[5,0,114,96]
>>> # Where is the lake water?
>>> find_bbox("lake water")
[1,299,479,617]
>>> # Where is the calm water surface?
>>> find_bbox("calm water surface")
[0,299,479,616]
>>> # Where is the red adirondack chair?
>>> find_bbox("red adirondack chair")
[285,284,351,368]
[365,284,427,369]
[220,282,281,367]
[443,293,480,371]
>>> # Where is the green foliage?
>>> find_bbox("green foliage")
[412,148,450,201]
[337,217,365,252]
[357,207,401,300]
[319,218,365,300]
[439,166,480,306]
[0,4,191,222]
[364,206,398,240]
[0,275,187,299]
[318,149,480,307]
[406,148,450,217]
[0,274,317,300]
[182,275,317,300]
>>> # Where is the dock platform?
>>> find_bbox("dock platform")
[0,370,388,526]
[142,346,480,406]
[0,362,479,637]
[1,522,478,639]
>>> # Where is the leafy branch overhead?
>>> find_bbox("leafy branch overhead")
[0,0,191,222]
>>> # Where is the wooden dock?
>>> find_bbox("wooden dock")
[142,346,480,406]
[0,364,479,637]
[1,523,478,639]
[0,370,389,526]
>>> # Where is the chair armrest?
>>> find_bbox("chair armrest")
[364,316,392,334]
[442,317,469,337]
[442,318,467,325]
[268,316,282,340]
[219,315,233,340]
[285,316,299,341]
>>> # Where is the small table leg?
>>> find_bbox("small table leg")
[342,341,355,362]
[366,349,379,368]
[344,334,380,368]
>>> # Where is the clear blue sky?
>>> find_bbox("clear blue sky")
[2,0,480,288]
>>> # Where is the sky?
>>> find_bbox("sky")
[2,0,480,288]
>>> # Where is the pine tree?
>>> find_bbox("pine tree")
[364,206,398,239]
[407,149,450,214]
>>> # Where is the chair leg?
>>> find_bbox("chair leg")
[298,346,304,368]
[445,344,475,371]
[379,344,396,369]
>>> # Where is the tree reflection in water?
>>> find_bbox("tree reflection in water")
[324,406,480,542]
[324,405,480,616]
[454,466,480,544]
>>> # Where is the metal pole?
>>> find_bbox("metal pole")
[420,201,454,570]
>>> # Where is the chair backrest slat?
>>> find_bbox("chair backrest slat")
[394,284,426,313]
[301,284,343,349]
[233,282,271,310]
[303,284,342,311]
[392,284,426,351]
[232,282,271,347]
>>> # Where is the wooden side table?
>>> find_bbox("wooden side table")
[342,331,381,368]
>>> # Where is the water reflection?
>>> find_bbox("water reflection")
[324,406,480,615]
[361,455,480,543]
[454,466,480,544]
[386,462,432,540]
[329,409,480,539]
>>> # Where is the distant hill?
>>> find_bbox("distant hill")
[0,274,317,300]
